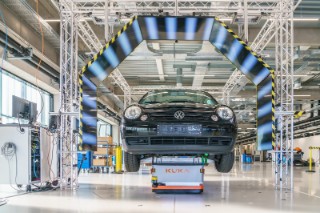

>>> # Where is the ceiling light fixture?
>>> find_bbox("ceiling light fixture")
[183,74,215,77]
[43,19,60,22]
[276,74,309,77]
[219,18,233,21]
[293,18,319,21]
[44,18,92,22]
[268,18,319,22]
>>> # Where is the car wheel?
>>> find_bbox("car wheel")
[215,151,234,173]
[124,151,141,172]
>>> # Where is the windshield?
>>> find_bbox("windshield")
[139,90,218,105]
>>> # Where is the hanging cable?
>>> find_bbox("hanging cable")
[17,116,25,133]
[1,142,21,191]
[0,198,7,206]
[34,0,45,123]
[1,142,16,160]
[0,8,8,72]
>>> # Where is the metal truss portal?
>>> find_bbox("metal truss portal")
[274,0,295,191]
[57,0,296,192]
[66,0,279,16]
[59,0,80,190]
[57,0,133,190]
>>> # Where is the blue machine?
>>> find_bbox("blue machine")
[78,151,92,169]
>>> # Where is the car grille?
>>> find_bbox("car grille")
[126,137,149,145]
[148,111,212,121]
[149,137,232,146]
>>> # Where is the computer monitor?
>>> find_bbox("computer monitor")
[12,95,38,123]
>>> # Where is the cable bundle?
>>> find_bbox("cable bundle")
[1,142,16,160]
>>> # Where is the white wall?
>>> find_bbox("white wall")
[294,135,320,161]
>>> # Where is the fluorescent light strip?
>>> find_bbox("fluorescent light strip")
[219,18,233,21]
[183,74,215,77]
[268,18,319,22]
[294,95,311,97]
[44,17,92,22]
[219,18,319,22]
[276,74,309,77]
[293,18,319,21]
[125,75,169,77]
[44,19,60,22]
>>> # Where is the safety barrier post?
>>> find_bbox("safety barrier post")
[115,146,123,174]
[305,146,320,173]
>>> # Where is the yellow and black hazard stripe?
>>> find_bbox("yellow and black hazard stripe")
[309,146,320,150]
[78,16,137,150]
[294,110,306,119]
[214,17,274,76]
[80,16,138,75]
[78,74,84,150]
[215,17,276,148]
[271,71,276,147]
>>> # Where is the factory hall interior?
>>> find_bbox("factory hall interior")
[1,0,320,212]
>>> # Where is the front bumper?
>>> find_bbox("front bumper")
[122,123,237,155]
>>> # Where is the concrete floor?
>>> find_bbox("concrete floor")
[0,162,320,213]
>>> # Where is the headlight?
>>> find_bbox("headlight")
[140,114,148,121]
[124,106,142,119]
[211,115,219,121]
[216,106,233,120]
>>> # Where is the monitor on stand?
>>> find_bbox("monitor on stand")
[12,95,38,124]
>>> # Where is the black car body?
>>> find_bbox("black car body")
[121,89,237,158]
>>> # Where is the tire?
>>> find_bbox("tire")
[124,151,141,172]
[215,151,235,173]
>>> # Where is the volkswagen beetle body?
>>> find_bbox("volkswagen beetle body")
[121,89,237,158]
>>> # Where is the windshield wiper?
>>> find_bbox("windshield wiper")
[142,101,160,104]
[168,100,196,103]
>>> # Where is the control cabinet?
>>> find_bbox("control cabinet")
[0,125,58,185]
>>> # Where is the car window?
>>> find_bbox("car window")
[139,90,218,105]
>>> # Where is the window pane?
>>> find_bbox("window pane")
[1,70,51,126]
[98,120,112,137]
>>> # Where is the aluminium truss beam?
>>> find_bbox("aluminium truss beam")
[274,0,295,191]
[68,0,279,16]
[53,0,133,108]
[59,0,79,190]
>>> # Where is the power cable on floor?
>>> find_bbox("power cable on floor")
[0,192,30,200]
[0,198,7,206]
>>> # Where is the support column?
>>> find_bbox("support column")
[176,68,182,88]
[274,0,295,191]
[104,0,109,43]
[59,1,80,190]
[112,125,120,145]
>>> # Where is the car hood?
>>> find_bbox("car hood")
[139,102,219,110]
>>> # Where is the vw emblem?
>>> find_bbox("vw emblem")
[174,111,185,120]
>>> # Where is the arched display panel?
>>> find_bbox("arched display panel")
[80,16,275,151]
